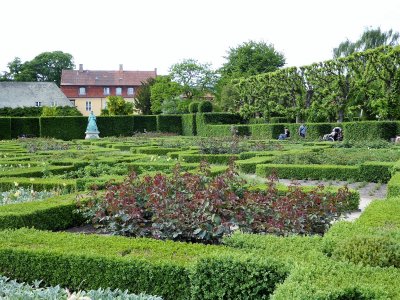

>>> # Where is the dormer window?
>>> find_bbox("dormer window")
[79,87,86,95]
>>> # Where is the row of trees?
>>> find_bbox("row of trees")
[227,45,400,122]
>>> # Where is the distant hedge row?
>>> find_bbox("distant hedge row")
[1,114,399,140]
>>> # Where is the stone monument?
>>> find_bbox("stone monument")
[85,111,100,139]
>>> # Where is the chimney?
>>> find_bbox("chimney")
[79,64,83,72]
[119,64,123,72]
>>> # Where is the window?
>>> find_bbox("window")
[103,87,110,95]
[127,87,135,95]
[35,101,42,107]
[86,101,92,112]
[79,87,86,95]
[116,87,122,95]
[70,100,76,106]
[51,101,58,107]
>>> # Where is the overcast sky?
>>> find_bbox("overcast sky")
[1,0,399,75]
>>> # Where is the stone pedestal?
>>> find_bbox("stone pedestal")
[85,131,100,139]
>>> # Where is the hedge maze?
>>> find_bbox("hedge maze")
[0,114,400,299]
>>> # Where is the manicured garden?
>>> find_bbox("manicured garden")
[0,123,399,299]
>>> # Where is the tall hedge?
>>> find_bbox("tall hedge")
[343,121,398,141]
[97,116,134,137]
[133,116,157,133]
[157,115,182,134]
[0,118,11,140]
[10,117,40,138]
[182,114,196,136]
[40,116,87,140]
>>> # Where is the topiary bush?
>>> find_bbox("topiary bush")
[198,101,213,113]
[188,101,200,113]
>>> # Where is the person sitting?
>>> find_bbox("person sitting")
[278,127,290,140]
[332,127,343,141]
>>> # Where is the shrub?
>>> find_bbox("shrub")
[182,114,196,136]
[133,116,157,133]
[40,116,87,140]
[188,101,200,113]
[157,115,182,134]
[10,118,40,138]
[0,118,11,140]
[80,163,351,243]
[198,101,213,112]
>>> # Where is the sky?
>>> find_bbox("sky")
[1,0,399,75]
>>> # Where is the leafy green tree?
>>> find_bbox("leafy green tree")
[169,58,218,99]
[220,40,285,78]
[1,51,74,86]
[333,27,399,58]
[150,75,182,114]
[105,96,133,115]
[134,78,155,115]
[41,106,82,116]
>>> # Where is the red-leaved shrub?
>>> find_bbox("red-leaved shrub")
[80,162,351,244]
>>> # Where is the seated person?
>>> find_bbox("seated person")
[278,127,290,140]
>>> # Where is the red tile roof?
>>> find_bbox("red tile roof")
[61,69,157,86]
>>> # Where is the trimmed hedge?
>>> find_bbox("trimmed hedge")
[133,115,157,133]
[179,153,239,164]
[0,118,11,140]
[190,254,288,300]
[188,102,199,113]
[0,194,85,230]
[0,165,75,178]
[388,172,400,198]
[0,228,289,300]
[157,115,182,134]
[97,116,134,137]
[256,163,359,181]
[0,177,76,193]
[181,114,196,136]
[40,116,87,140]
[198,101,213,113]
[10,117,40,138]
[358,161,393,183]
[235,156,274,173]
[343,121,398,141]
[250,124,284,139]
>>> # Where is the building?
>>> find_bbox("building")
[0,82,73,108]
[60,64,157,116]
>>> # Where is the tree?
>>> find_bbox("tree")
[220,40,285,78]
[134,78,155,115]
[150,76,182,114]
[169,58,218,99]
[333,27,399,58]
[105,96,133,115]
[1,51,74,86]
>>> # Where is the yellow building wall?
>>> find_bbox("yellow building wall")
[75,98,136,116]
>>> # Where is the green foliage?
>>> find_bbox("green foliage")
[2,51,74,86]
[0,118,11,140]
[0,106,43,117]
[198,100,213,112]
[188,101,199,113]
[10,117,40,138]
[106,96,134,115]
[97,116,135,137]
[181,114,196,136]
[169,58,218,99]
[150,76,182,114]
[157,115,182,134]
[41,106,82,117]
[388,172,400,198]
[134,78,155,115]
[220,40,285,78]
[333,27,399,58]
[133,115,157,133]
[343,121,398,141]
[160,97,190,114]
[40,116,87,140]
[0,177,76,193]
[191,254,288,300]
[0,194,85,230]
